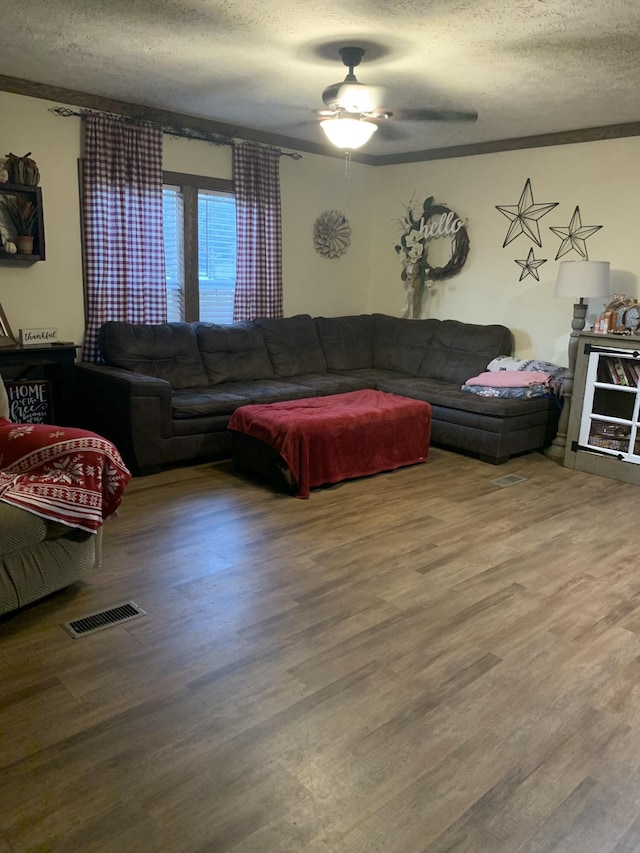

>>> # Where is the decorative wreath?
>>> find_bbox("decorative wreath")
[313,210,351,259]
[420,204,470,280]
[396,197,470,284]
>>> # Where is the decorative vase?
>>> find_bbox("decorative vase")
[15,235,34,255]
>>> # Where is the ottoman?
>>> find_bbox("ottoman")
[228,389,432,498]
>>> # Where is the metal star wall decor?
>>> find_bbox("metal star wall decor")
[496,179,559,247]
[549,206,603,260]
[515,248,547,281]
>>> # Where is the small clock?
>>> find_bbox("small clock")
[623,304,640,332]
[0,167,8,183]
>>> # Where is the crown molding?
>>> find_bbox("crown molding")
[1,73,639,167]
[372,121,640,165]
[0,74,377,165]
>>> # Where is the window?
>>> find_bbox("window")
[162,172,236,323]
[163,183,185,320]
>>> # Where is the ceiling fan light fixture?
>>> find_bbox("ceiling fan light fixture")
[334,83,382,114]
[320,116,377,150]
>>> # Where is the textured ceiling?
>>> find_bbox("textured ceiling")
[1,0,639,158]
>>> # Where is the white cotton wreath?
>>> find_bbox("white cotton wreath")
[313,210,351,259]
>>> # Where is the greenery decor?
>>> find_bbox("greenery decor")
[395,195,470,317]
[0,194,38,236]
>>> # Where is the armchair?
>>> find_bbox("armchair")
[0,375,131,616]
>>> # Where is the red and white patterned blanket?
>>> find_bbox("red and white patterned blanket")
[0,418,131,533]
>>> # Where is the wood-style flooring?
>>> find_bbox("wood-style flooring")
[2,447,640,852]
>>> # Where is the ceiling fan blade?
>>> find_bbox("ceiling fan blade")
[393,107,478,123]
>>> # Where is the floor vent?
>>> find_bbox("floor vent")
[491,474,528,487]
[61,601,146,639]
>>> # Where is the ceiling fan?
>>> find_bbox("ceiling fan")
[316,46,478,149]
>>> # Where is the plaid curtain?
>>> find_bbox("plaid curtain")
[232,142,283,321]
[81,113,166,362]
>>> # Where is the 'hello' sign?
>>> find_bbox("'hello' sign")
[423,210,465,239]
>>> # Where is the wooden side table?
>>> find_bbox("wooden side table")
[0,343,79,424]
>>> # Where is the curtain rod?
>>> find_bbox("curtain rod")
[51,106,303,160]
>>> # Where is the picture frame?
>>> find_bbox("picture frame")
[0,303,16,347]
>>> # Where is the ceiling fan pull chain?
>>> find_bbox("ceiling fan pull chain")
[344,150,352,214]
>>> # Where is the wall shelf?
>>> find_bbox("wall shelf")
[0,183,45,263]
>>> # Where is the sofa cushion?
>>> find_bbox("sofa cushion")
[315,315,374,370]
[195,322,275,384]
[218,379,328,405]
[417,320,512,384]
[171,388,253,418]
[377,376,551,419]
[293,373,372,396]
[99,321,208,390]
[372,314,440,375]
[330,367,410,386]
[254,315,327,377]
[171,377,336,418]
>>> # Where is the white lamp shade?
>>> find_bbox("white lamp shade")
[320,117,377,150]
[554,260,610,299]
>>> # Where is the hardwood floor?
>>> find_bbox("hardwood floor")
[2,448,640,852]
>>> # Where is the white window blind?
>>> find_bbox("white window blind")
[197,190,236,324]
[162,184,236,324]
[162,186,185,322]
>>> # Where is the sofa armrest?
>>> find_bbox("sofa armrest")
[74,363,173,472]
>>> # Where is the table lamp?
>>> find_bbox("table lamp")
[546,259,610,460]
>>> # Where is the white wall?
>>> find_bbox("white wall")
[280,153,373,318]
[0,91,373,347]
[3,87,640,367]
[0,91,85,344]
[368,139,640,364]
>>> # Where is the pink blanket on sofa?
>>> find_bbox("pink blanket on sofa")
[228,389,432,498]
[465,370,551,387]
[0,418,131,532]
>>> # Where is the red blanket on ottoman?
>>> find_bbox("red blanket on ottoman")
[0,419,131,532]
[228,389,432,498]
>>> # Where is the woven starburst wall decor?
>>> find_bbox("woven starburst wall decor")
[313,210,351,259]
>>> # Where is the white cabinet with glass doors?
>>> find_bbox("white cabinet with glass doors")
[564,331,640,485]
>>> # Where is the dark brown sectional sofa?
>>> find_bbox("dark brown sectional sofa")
[74,313,560,474]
